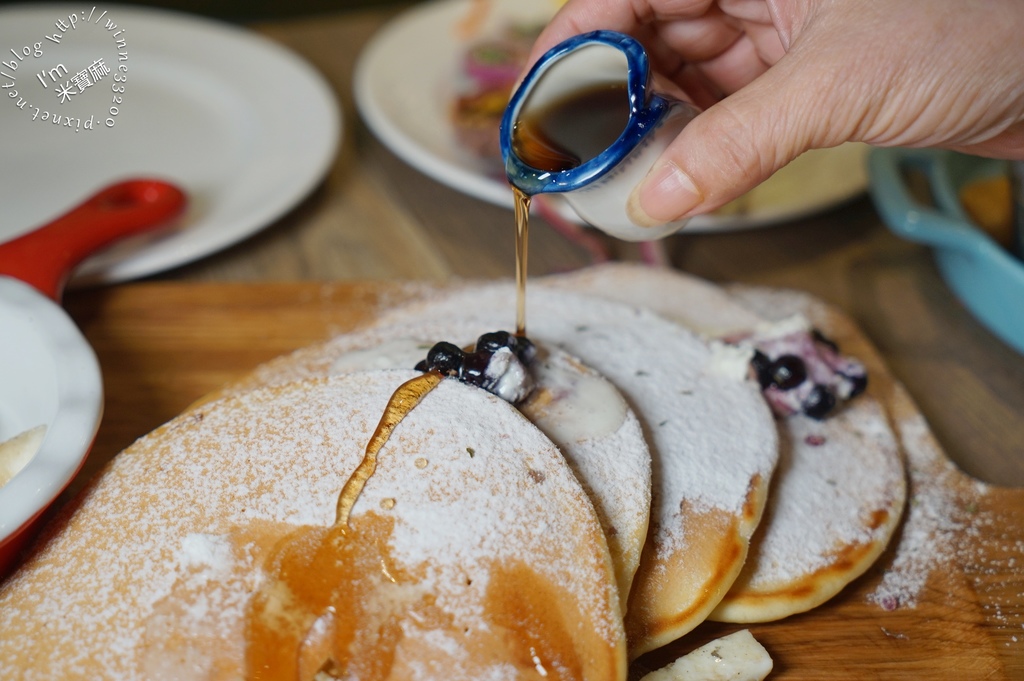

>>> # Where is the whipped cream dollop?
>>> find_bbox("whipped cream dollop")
[714,314,868,419]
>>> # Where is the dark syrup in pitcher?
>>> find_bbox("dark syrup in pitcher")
[510,82,630,335]
[512,82,630,172]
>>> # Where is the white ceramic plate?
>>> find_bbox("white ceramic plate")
[0,276,102,548]
[0,4,341,284]
[354,0,869,232]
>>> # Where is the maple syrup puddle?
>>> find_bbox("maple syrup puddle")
[246,371,441,679]
[243,369,599,679]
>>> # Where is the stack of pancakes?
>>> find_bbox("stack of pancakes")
[0,264,906,679]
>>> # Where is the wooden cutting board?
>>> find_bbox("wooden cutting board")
[59,280,1023,680]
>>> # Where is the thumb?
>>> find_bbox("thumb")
[627,57,840,227]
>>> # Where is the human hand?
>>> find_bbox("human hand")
[523,0,1024,227]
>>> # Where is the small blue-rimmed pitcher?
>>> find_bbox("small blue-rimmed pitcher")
[500,30,699,241]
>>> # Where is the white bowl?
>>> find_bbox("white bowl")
[0,276,103,574]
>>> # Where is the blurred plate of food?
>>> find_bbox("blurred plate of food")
[354,0,869,233]
[0,4,340,285]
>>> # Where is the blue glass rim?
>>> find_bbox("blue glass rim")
[499,30,667,195]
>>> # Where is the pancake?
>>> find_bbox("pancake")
[225,318,652,616]
[0,371,626,680]
[546,263,907,622]
[713,396,905,621]
[349,285,779,656]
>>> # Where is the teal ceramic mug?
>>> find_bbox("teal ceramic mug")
[869,148,1024,355]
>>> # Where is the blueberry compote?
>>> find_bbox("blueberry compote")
[415,330,537,404]
[742,325,867,420]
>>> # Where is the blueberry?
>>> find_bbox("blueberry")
[771,355,806,391]
[811,328,839,352]
[461,351,491,387]
[750,350,773,389]
[476,331,514,354]
[803,385,836,419]
[844,372,868,397]
[513,335,537,364]
[426,342,465,376]
[476,330,536,365]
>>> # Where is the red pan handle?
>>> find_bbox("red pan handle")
[0,179,187,301]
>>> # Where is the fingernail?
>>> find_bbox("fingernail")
[627,162,703,227]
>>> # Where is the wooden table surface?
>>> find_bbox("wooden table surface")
[64,3,1022,487]
[56,277,1024,680]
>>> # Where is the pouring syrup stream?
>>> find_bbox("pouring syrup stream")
[513,186,531,337]
[247,83,637,675]
[509,83,628,338]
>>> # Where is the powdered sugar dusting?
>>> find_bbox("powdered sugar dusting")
[547,265,909,618]
[0,371,624,678]
[740,397,905,588]
[372,284,778,529]
[867,409,980,611]
[350,284,776,648]
[727,282,1016,641]
[862,406,1022,652]
[867,396,1023,654]
[234,317,653,610]
[544,263,764,337]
